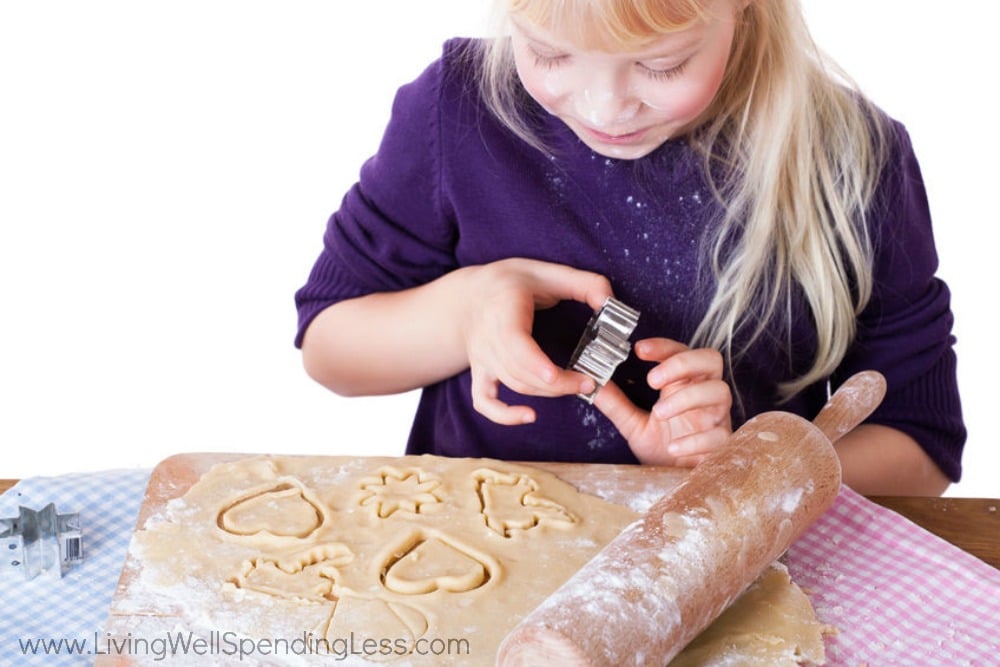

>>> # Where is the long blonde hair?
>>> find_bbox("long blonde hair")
[476,0,888,400]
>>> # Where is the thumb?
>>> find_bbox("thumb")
[592,381,645,443]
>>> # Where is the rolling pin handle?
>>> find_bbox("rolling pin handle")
[812,370,887,445]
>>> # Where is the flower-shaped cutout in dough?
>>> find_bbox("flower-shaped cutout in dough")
[358,467,444,519]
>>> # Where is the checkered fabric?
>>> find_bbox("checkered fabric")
[787,486,1000,666]
[2,470,997,665]
[0,468,151,666]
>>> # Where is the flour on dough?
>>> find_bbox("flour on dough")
[109,454,831,666]
[670,562,833,666]
[113,455,636,665]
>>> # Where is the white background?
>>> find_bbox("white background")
[1,2,996,497]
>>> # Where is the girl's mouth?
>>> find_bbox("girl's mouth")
[580,125,647,145]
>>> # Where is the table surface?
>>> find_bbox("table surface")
[2,478,997,569]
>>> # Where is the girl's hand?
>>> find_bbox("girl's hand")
[594,338,732,466]
[460,258,613,425]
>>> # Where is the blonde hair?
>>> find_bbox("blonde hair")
[476,0,888,401]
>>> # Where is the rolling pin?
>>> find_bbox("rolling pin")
[497,370,887,666]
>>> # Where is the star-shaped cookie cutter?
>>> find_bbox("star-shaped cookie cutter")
[1,504,83,579]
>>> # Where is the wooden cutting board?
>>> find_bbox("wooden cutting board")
[127,452,689,528]
[96,452,689,666]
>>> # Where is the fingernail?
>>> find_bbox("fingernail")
[653,401,672,419]
[580,378,596,395]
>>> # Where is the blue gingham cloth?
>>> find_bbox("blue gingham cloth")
[0,469,151,666]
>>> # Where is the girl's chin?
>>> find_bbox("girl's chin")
[569,121,671,159]
[577,134,664,160]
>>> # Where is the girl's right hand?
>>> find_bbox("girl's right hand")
[459,258,613,426]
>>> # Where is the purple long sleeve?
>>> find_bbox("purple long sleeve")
[295,39,966,480]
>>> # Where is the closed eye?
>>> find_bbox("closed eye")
[638,59,689,81]
[529,45,569,69]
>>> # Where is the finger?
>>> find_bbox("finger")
[634,337,690,362]
[652,379,733,421]
[526,260,614,311]
[592,381,649,443]
[469,368,536,426]
[665,425,732,462]
[670,453,709,468]
[494,332,595,398]
[646,347,725,389]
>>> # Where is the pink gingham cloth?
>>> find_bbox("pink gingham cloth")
[786,486,1000,666]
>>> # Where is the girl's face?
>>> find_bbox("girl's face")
[510,2,739,159]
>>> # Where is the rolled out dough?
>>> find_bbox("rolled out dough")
[112,455,830,665]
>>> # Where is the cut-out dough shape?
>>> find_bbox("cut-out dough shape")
[473,469,576,537]
[327,597,429,661]
[228,543,353,603]
[358,467,444,518]
[382,533,491,595]
[121,455,653,666]
[218,480,327,540]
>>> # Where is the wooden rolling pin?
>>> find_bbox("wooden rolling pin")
[497,370,887,666]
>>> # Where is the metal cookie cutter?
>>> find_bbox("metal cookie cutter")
[1,504,83,579]
[568,297,641,403]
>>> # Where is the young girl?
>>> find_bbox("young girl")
[294,0,965,496]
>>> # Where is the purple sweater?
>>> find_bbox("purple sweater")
[295,39,965,480]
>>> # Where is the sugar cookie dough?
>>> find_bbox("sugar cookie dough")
[670,562,832,666]
[106,454,831,665]
[110,455,636,665]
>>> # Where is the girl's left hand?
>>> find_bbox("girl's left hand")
[594,338,732,466]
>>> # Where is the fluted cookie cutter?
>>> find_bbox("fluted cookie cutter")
[1,504,83,579]
[567,297,641,403]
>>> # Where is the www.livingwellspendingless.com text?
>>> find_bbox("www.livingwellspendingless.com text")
[17,630,472,662]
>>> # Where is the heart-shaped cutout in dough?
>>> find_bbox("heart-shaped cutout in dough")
[218,483,324,539]
[383,536,489,595]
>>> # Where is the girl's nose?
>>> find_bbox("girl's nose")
[573,72,639,128]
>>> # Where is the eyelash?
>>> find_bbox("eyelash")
[531,51,568,70]
[639,60,689,81]
[530,48,688,81]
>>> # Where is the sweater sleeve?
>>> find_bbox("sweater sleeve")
[293,44,461,347]
[834,121,966,481]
